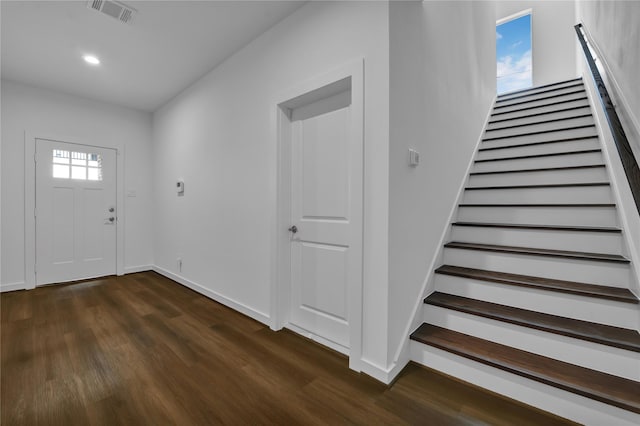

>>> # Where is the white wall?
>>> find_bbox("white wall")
[0,80,154,288]
[152,1,391,374]
[577,0,640,158]
[387,1,496,366]
[497,1,577,87]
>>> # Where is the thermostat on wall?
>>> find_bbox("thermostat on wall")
[176,180,184,194]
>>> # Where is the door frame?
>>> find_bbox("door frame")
[271,59,364,371]
[24,131,125,289]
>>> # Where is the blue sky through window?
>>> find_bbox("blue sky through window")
[497,14,532,94]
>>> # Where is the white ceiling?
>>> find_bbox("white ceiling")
[1,0,305,111]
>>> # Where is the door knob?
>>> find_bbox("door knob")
[108,217,115,223]
[108,207,115,212]
[288,225,298,234]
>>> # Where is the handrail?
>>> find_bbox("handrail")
[574,23,640,215]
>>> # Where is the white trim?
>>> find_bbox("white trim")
[271,58,365,372]
[359,357,409,385]
[24,132,125,289]
[124,264,153,274]
[391,95,497,369]
[496,8,532,26]
[153,266,270,326]
[1,282,26,293]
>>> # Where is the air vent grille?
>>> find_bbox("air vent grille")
[86,0,136,24]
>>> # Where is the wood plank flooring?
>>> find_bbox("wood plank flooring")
[1,272,576,425]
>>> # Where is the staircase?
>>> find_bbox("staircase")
[409,78,640,423]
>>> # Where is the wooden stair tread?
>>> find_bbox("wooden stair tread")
[489,105,591,125]
[435,265,638,304]
[470,164,605,176]
[410,324,640,414]
[424,293,640,352]
[444,241,630,263]
[493,88,585,111]
[465,182,609,190]
[483,124,596,142]
[451,222,621,233]
[475,149,601,163]
[478,136,599,152]
[459,203,615,207]
[485,114,592,132]
[495,83,584,104]
[491,97,589,117]
[493,90,586,110]
[496,78,582,99]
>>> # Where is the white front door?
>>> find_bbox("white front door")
[289,95,360,353]
[35,139,117,285]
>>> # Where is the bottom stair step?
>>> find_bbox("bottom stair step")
[410,324,640,414]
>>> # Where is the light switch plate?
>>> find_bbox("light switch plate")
[409,149,420,167]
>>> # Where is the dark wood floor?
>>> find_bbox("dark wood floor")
[1,272,576,425]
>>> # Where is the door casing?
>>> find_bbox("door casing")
[24,131,125,289]
[272,59,364,372]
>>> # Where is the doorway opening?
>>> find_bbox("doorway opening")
[496,10,532,94]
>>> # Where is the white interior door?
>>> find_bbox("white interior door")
[35,139,117,285]
[289,92,360,353]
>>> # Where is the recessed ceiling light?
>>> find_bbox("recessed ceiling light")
[83,55,100,65]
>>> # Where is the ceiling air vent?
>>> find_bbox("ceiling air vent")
[87,0,136,24]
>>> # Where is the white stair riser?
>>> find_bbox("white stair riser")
[450,226,623,254]
[443,248,631,287]
[483,126,598,148]
[476,138,601,161]
[434,274,637,329]
[422,306,640,380]
[473,152,604,172]
[491,98,591,122]
[497,82,584,102]
[469,167,607,187]
[462,185,613,204]
[410,343,640,426]
[484,116,594,139]
[493,93,588,114]
[487,107,592,130]
[457,206,619,227]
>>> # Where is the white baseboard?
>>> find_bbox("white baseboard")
[124,264,153,274]
[0,282,26,292]
[152,265,270,326]
[0,267,151,292]
[359,356,409,385]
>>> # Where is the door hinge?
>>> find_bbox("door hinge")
[34,154,37,163]
[34,208,37,218]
